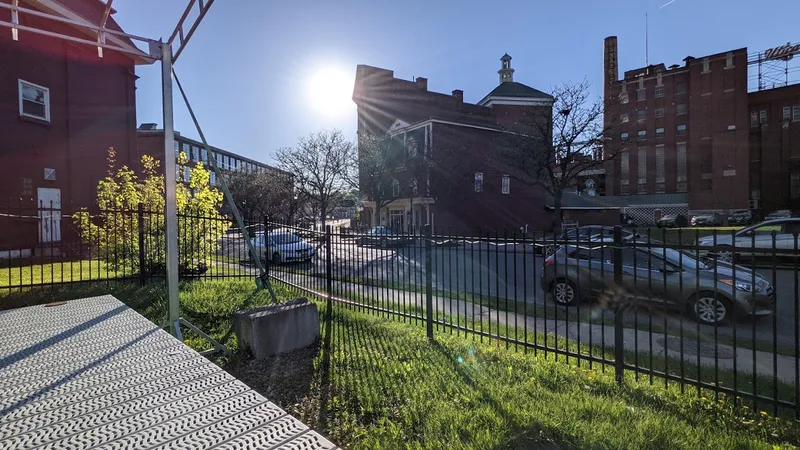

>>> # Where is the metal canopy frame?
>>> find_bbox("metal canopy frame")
[1,0,275,347]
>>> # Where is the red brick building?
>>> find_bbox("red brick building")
[352,55,556,233]
[604,36,800,220]
[0,0,150,257]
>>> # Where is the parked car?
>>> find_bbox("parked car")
[250,231,316,264]
[691,213,722,227]
[356,226,412,248]
[727,210,754,226]
[765,210,793,220]
[696,218,800,263]
[656,214,688,228]
[538,226,635,256]
[541,243,774,325]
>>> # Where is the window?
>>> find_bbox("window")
[637,89,646,101]
[655,127,665,138]
[621,132,629,142]
[620,91,629,104]
[474,172,483,193]
[654,85,664,98]
[655,108,664,118]
[620,150,630,185]
[637,110,646,122]
[201,149,208,162]
[751,111,759,128]
[677,142,687,182]
[183,167,191,183]
[501,175,510,194]
[676,124,687,135]
[676,104,687,115]
[702,57,710,73]
[174,141,180,157]
[793,105,800,122]
[759,110,767,125]
[392,179,400,197]
[18,80,50,121]
[637,130,646,140]
[791,172,800,199]
[182,143,190,158]
[725,52,734,68]
[655,145,665,183]
[620,113,629,123]
[210,172,216,186]
[192,146,200,162]
[676,82,687,94]
[784,106,791,121]
[637,148,647,186]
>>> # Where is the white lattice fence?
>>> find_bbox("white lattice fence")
[624,205,688,226]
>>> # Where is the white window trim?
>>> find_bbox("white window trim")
[18,79,51,122]
[501,175,510,195]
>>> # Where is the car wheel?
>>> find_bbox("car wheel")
[543,245,556,257]
[715,246,734,263]
[380,238,388,249]
[551,279,578,306]
[272,252,281,265]
[690,293,732,325]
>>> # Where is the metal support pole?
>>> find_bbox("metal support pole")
[161,41,180,337]
[424,224,434,340]
[613,225,625,383]
[138,202,146,286]
[325,226,333,302]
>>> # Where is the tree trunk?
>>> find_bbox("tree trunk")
[373,203,381,228]
[552,193,563,232]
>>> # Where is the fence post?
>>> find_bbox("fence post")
[263,215,270,279]
[424,224,434,340]
[325,225,333,303]
[137,202,146,286]
[613,225,625,383]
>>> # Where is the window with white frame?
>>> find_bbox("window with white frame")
[501,175,510,194]
[655,127,665,138]
[725,52,733,68]
[620,113,629,123]
[655,108,664,118]
[474,172,484,193]
[655,85,664,98]
[793,105,800,122]
[621,132,629,142]
[619,91,629,104]
[637,130,646,140]
[18,80,50,121]
[676,124,687,135]
[751,111,759,128]
[760,110,767,124]
[702,57,710,73]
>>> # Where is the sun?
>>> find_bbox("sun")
[308,66,353,117]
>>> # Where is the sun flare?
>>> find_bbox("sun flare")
[308,66,353,117]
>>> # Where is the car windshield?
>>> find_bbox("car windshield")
[370,227,392,235]
[661,215,676,220]
[732,210,749,215]
[270,233,302,244]
[647,247,710,271]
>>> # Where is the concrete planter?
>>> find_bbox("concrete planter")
[234,298,320,359]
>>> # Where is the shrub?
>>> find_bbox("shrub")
[73,148,229,274]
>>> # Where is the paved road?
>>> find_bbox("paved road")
[222,234,800,348]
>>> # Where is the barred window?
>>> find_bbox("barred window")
[474,172,484,193]
[637,147,647,185]
[676,142,687,182]
[655,145,665,183]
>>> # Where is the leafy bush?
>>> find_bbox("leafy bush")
[73,148,229,274]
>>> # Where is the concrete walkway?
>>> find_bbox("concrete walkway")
[274,274,798,384]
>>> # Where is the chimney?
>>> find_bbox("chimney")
[452,89,463,103]
[603,37,619,100]
[416,77,427,90]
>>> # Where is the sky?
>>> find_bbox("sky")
[112,0,800,166]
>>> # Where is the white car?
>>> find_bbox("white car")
[697,219,800,263]
[251,231,316,264]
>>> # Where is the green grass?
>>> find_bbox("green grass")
[0,259,124,287]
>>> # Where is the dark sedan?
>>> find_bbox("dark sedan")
[727,210,753,226]
[656,214,687,228]
[691,213,722,227]
[356,226,412,248]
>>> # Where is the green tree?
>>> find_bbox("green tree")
[73,148,229,275]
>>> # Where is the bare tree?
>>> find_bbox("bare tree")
[352,134,406,226]
[276,129,354,230]
[498,80,619,230]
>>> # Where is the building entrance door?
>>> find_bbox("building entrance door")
[37,188,61,243]
[390,210,405,233]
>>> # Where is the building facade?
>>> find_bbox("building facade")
[0,0,149,256]
[353,55,556,233]
[605,36,800,219]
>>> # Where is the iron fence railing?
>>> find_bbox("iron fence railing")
[264,220,800,418]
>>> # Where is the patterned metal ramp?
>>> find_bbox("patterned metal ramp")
[0,295,337,449]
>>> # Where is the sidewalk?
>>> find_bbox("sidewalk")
[275,274,798,383]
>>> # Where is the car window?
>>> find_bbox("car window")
[271,233,302,244]
[742,224,786,236]
[568,245,613,263]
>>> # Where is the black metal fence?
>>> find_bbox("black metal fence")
[264,221,800,418]
[2,205,798,417]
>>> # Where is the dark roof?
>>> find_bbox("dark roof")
[545,193,689,210]
[482,82,554,100]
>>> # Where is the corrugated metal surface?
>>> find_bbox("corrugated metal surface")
[0,295,337,450]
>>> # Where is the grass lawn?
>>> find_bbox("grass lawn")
[0,259,124,288]
[5,278,798,449]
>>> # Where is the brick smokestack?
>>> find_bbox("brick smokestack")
[604,36,618,99]
[452,89,463,103]
[416,77,428,91]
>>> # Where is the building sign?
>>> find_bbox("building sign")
[764,42,800,62]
